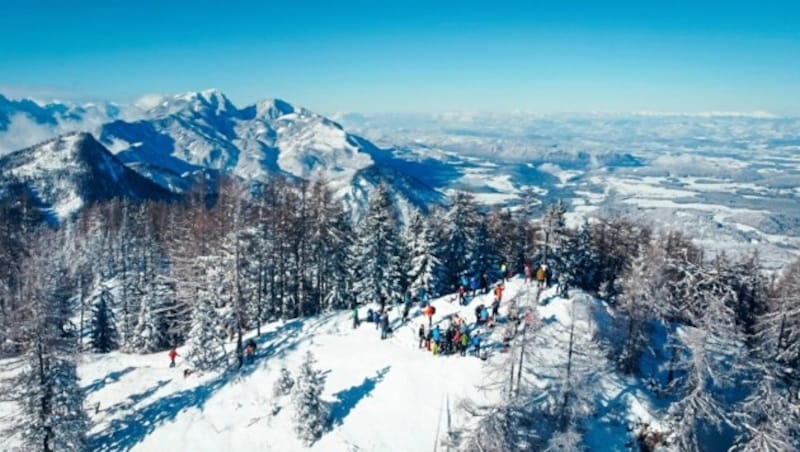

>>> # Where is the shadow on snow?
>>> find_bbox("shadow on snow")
[88,314,340,451]
[83,366,136,394]
[329,366,391,427]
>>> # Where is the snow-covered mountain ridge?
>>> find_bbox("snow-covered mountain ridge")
[0,132,175,221]
[0,90,442,220]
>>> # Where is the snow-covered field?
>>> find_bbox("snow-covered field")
[338,113,800,268]
[1,277,661,451]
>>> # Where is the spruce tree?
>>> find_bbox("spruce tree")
[404,210,441,296]
[5,230,89,452]
[90,285,118,353]
[292,351,328,446]
[185,290,228,371]
[352,185,403,305]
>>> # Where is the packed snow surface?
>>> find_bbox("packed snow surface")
[42,277,663,452]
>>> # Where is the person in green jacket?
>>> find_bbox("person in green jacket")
[460,331,469,356]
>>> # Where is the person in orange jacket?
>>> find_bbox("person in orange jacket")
[494,284,504,303]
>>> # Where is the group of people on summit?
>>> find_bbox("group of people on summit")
[349,261,550,360]
[169,261,550,368]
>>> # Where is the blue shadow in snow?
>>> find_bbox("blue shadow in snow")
[329,366,391,426]
[88,318,310,452]
[83,366,136,394]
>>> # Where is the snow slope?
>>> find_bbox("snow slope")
[41,277,665,452]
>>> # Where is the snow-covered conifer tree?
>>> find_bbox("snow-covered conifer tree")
[90,284,118,353]
[560,221,599,295]
[4,230,89,452]
[185,283,228,371]
[404,210,441,296]
[131,273,172,353]
[292,351,328,445]
[440,192,483,289]
[352,185,404,305]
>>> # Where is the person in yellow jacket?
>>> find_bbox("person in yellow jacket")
[536,265,546,288]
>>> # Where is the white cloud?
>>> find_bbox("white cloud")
[134,93,168,111]
[0,114,58,155]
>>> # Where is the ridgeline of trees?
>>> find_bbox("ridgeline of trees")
[1,176,798,451]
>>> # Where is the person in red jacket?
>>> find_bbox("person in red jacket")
[168,348,178,368]
[424,304,436,327]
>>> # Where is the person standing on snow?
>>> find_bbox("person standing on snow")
[500,263,507,282]
[536,264,546,289]
[471,333,482,358]
[480,305,490,325]
[432,325,441,350]
[494,283,504,303]
[418,324,426,349]
[402,300,411,323]
[380,311,390,340]
[352,307,360,329]
[470,274,480,297]
[417,287,427,307]
[244,339,256,365]
[524,262,533,284]
[168,348,178,368]
[424,304,436,328]
[480,273,489,294]
[545,264,552,288]
[460,331,469,356]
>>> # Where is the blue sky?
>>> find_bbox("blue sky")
[1,0,799,114]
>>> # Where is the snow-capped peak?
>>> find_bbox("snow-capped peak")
[148,89,236,118]
[254,98,296,120]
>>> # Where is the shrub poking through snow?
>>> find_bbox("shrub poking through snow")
[273,366,294,397]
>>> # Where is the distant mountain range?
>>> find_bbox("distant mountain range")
[0,90,442,221]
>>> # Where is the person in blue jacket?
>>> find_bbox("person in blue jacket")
[432,325,441,348]
[417,287,427,307]
[471,332,482,357]
[470,275,480,297]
